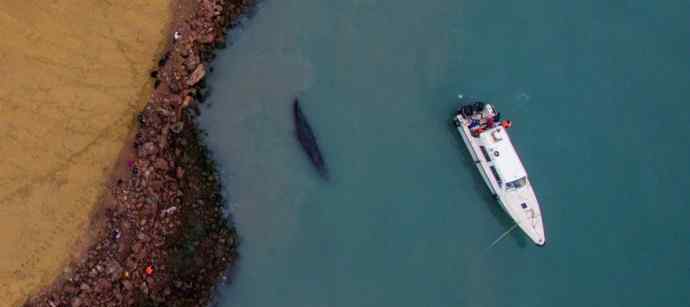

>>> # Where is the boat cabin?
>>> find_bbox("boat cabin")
[477,126,528,190]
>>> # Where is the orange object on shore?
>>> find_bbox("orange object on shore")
[501,120,512,129]
[145,266,154,275]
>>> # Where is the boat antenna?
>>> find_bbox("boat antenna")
[487,223,518,250]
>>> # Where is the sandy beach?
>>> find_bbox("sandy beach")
[12,0,250,306]
[0,1,171,306]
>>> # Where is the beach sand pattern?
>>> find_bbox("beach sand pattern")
[0,1,170,306]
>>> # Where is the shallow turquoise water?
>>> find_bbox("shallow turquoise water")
[200,1,690,306]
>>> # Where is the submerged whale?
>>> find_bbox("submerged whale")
[293,98,329,180]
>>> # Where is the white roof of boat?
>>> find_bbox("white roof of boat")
[479,126,527,183]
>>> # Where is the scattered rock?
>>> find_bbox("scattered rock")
[186,64,207,86]
[155,158,169,170]
[137,233,150,242]
[182,95,193,108]
[141,142,158,156]
[80,283,91,292]
[171,122,185,134]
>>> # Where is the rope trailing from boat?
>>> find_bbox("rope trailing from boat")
[487,223,518,250]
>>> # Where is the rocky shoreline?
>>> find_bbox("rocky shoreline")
[23,0,253,306]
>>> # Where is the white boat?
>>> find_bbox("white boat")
[452,101,546,246]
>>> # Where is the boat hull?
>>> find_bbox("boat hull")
[453,111,546,246]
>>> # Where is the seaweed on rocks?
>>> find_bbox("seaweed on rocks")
[23,0,254,306]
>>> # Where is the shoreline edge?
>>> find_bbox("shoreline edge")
[23,0,254,306]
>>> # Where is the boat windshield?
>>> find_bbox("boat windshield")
[505,177,527,190]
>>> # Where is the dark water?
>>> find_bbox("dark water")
[200,0,690,306]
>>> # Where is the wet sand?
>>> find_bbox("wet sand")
[0,1,171,306]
